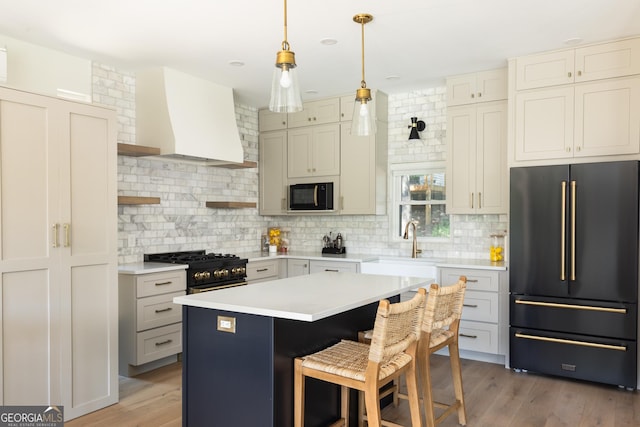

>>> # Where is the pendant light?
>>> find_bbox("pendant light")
[351,13,376,136]
[269,0,303,113]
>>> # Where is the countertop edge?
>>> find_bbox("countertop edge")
[118,262,188,275]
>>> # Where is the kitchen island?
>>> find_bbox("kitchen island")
[173,271,434,427]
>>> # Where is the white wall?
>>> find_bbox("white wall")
[91,63,506,264]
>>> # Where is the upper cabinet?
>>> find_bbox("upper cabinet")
[258,109,287,132]
[287,124,340,178]
[259,130,288,215]
[446,68,507,106]
[509,37,640,165]
[446,69,508,214]
[515,38,640,91]
[287,98,340,128]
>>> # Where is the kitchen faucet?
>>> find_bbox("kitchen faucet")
[403,220,421,258]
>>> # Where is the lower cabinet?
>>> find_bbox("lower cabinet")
[118,269,186,376]
[246,259,284,283]
[287,258,310,277]
[439,267,508,363]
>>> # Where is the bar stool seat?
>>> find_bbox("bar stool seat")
[294,289,427,427]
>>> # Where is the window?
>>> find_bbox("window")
[390,162,450,240]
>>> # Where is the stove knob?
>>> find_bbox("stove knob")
[213,269,222,279]
[194,272,202,280]
[203,271,211,280]
[221,268,229,278]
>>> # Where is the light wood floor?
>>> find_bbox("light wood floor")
[66,355,640,426]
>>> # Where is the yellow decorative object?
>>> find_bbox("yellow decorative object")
[269,227,281,248]
[490,234,505,262]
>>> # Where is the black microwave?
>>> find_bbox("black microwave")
[289,182,334,210]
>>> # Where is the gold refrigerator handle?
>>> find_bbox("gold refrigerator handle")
[570,180,576,281]
[560,181,566,281]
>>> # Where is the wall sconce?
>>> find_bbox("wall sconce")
[408,117,425,140]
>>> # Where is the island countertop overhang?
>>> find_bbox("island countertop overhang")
[173,272,434,322]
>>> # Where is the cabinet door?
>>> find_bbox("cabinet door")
[288,124,339,178]
[476,69,508,103]
[258,109,287,131]
[287,127,313,177]
[516,50,575,90]
[514,86,574,161]
[575,38,640,83]
[259,131,288,214]
[446,105,477,213]
[0,90,61,406]
[340,123,376,214]
[574,77,640,157]
[476,102,507,214]
[287,259,310,277]
[446,74,477,106]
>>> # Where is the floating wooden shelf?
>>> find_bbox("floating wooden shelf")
[118,196,161,205]
[210,160,257,169]
[205,201,257,209]
[117,143,161,157]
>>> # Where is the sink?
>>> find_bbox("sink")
[360,257,438,289]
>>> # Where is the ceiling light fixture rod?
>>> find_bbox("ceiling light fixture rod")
[269,0,302,113]
[351,13,375,136]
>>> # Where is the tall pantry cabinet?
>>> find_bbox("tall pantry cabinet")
[0,86,118,420]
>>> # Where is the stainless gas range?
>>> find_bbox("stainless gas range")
[144,250,248,294]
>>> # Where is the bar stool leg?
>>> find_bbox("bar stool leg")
[449,342,467,425]
[294,358,305,427]
[421,353,436,427]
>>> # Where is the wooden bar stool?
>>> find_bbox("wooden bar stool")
[396,277,467,427]
[294,288,427,427]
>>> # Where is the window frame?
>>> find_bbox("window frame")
[388,161,451,243]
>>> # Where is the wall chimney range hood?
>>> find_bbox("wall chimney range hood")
[136,67,244,164]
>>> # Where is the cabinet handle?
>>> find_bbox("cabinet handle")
[477,92,482,98]
[313,117,317,121]
[308,117,312,122]
[471,93,475,99]
[257,268,269,272]
[463,304,478,308]
[460,333,478,339]
[575,146,581,152]
[155,307,173,313]
[52,223,59,248]
[568,71,572,78]
[155,281,173,286]
[470,193,474,209]
[577,70,582,77]
[282,121,286,126]
[466,279,478,283]
[325,269,339,272]
[478,192,482,209]
[63,223,70,247]
[281,198,286,210]
[340,196,344,210]
[155,339,173,347]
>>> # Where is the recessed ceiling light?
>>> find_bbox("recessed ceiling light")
[320,38,338,46]
[305,89,319,94]
[564,37,583,46]
[385,74,401,80]
[228,60,245,67]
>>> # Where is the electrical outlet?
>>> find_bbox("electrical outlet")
[217,316,236,333]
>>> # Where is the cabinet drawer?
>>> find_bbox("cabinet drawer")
[309,260,359,274]
[136,291,184,332]
[136,323,182,365]
[136,270,186,297]
[462,290,499,323]
[440,268,499,292]
[246,259,280,282]
[458,320,499,354]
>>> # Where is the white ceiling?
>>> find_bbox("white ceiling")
[0,0,639,109]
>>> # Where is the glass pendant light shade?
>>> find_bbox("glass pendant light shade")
[350,14,376,136]
[269,61,302,113]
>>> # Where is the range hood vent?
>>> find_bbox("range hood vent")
[136,67,244,164]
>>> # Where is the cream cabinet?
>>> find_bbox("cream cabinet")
[258,109,287,131]
[446,101,507,214]
[0,87,117,420]
[287,123,340,178]
[287,258,310,277]
[514,76,640,161]
[446,68,507,106]
[339,92,389,215]
[439,267,507,359]
[259,130,288,215]
[515,37,640,91]
[118,269,185,376]
[287,97,340,128]
[309,260,359,274]
[246,259,284,283]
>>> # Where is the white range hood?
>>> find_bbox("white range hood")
[136,67,244,164]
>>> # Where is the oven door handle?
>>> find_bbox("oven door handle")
[189,281,248,294]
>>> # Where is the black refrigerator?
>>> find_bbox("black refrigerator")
[509,161,638,389]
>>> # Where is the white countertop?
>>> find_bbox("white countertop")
[173,272,434,322]
[118,262,188,275]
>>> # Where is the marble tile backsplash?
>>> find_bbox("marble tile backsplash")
[93,63,507,264]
